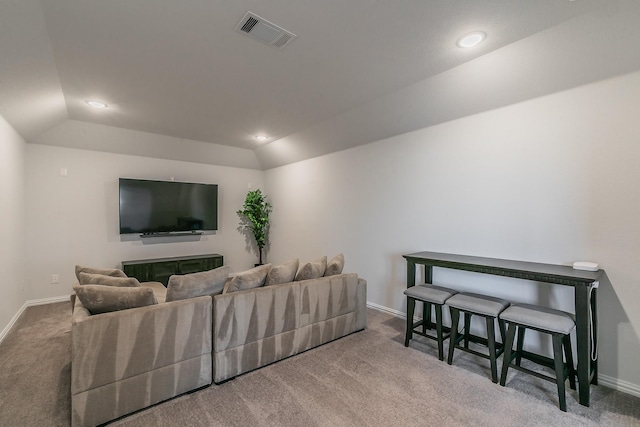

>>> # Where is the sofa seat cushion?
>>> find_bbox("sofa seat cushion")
[166,265,231,302]
[75,265,127,282]
[74,285,157,315]
[295,256,327,281]
[265,258,299,286]
[78,272,140,287]
[223,264,271,294]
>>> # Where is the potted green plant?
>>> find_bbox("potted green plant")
[237,189,272,265]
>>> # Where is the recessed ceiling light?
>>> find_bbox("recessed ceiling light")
[457,31,486,48]
[255,135,269,142]
[85,100,108,109]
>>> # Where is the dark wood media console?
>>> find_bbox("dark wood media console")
[122,253,223,286]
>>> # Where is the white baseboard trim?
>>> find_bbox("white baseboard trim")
[0,302,28,344]
[366,301,640,398]
[598,374,640,398]
[0,295,70,344]
[26,295,70,306]
[367,301,407,319]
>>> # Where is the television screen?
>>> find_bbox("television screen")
[119,178,218,234]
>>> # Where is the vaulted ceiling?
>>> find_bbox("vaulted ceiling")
[2,1,640,169]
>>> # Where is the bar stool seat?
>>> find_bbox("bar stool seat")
[447,292,510,383]
[500,304,576,334]
[499,303,576,411]
[404,285,458,360]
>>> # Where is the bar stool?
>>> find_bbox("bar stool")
[499,303,576,412]
[446,292,510,383]
[404,284,458,360]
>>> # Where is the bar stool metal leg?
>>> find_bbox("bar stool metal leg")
[423,302,432,334]
[498,319,507,345]
[464,313,471,349]
[405,297,415,347]
[563,334,576,390]
[486,316,498,383]
[515,326,526,366]
[435,304,444,360]
[552,335,567,411]
[447,308,461,365]
[500,323,517,386]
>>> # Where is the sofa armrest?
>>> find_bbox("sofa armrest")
[71,296,212,395]
[141,281,167,303]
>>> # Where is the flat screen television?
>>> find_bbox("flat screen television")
[119,178,218,235]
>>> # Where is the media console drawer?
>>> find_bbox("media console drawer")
[122,253,223,286]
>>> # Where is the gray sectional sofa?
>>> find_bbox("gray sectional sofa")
[71,267,367,427]
[71,281,212,427]
[213,272,367,383]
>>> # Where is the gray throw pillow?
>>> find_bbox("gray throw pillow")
[75,265,127,282]
[324,253,345,276]
[74,285,157,315]
[265,258,299,286]
[223,264,272,294]
[295,256,327,281]
[166,265,231,302]
[78,272,140,287]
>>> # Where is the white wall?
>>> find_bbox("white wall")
[265,71,640,392]
[25,144,264,300]
[0,114,26,334]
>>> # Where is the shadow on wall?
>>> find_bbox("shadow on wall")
[597,272,625,383]
[387,251,418,316]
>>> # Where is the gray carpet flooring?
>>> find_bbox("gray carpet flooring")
[1,302,639,426]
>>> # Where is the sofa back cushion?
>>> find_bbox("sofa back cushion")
[166,265,231,302]
[74,285,157,315]
[299,273,359,328]
[78,272,140,287]
[223,264,271,294]
[324,253,345,276]
[75,265,127,282]
[214,281,300,351]
[71,295,212,395]
[265,258,299,286]
[295,256,327,281]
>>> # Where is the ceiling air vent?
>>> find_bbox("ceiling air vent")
[235,12,297,49]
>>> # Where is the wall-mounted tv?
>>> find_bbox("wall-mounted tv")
[119,178,218,235]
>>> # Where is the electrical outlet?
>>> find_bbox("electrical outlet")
[51,274,59,284]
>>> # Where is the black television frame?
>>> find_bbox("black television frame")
[118,178,218,236]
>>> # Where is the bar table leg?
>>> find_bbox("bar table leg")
[575,284,592,406]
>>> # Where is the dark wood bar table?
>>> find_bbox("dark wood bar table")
[403,251,603,407]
